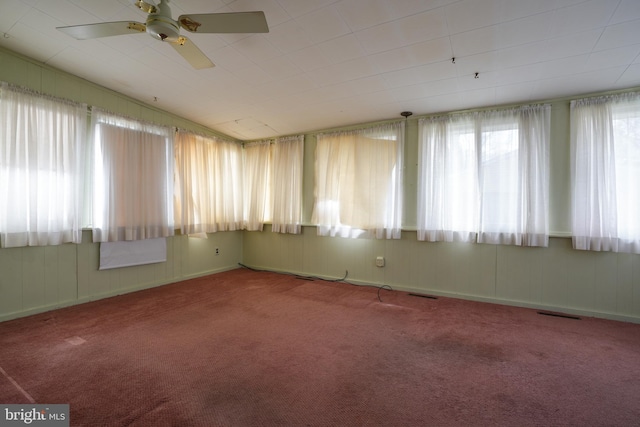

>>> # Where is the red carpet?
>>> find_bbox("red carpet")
[1,268,639,426]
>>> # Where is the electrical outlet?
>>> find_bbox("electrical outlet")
[215,248,219,256]
[376,256,385,267]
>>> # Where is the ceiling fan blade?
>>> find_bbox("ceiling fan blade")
[57,21,146,40]
[177,11,269,34]
[169,36,214,70]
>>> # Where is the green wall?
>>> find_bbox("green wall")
[0,47,243,321]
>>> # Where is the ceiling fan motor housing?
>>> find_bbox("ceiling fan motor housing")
[145,1,179,42]
[146,15,180,42]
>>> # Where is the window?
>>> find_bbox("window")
[90,109,174,242]
[571,92,640,253]
[480,116,521,238]
[243,141,271,231]
[244,135,304,234]
[0,82,87,248]
[271,135,304,234]
[417,105,550,246]
[174,130,244,234]
[312,122,404,239]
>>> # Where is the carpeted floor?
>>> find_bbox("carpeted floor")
[1,268,639,426]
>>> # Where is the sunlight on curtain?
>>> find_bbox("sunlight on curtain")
[571,92,640,253]
[174,131,244,234]
[91,109,174,242]
[478,106,549,246]
[417,115,479,242]
[0,82,87,247]
[312,122,404,239]
[417,105,550,246]
[271,135,304,234]
[243,135,304,234]
[243,141,271,231]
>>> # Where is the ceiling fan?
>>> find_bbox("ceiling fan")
[56,0,269,69]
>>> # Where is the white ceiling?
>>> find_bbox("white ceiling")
[1,0,640,140]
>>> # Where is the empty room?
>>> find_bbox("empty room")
[1,0,640,426]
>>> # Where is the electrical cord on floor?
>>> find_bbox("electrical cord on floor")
[238,262,347,282]
[238,262,393,302]
[377,285,393,303]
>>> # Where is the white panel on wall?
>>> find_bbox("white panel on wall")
[99,238,167,270]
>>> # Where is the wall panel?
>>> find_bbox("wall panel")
[0,248,23,315]
[22,247,47,310]
[242,228,640,323]
[563,247,597,312]
[496,245,543,303]
[616,254,634,316]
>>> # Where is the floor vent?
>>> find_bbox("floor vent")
[537,311,581,320]
[408,293,438,300]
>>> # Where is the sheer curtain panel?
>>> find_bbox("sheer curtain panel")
[571,92,640,253]
[174,131,244,234]
[417,105,550,246]
[478,106,550,246]
[243,135,304,233]
[312,122,404,239]
[271,135,304,234]
[91,109,174,242]
[417,114,479,242]
[0,83,87,247]
[243,141,271,231]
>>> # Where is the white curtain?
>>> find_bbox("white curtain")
[312,122,404,239]
[271,135,304,234]
[0,82,87,247]
[478,106,550,246]
[417,105,550,246]
[571,92,640,253]
[174,131,244,234]
[243,135,304,234]
[417,114,479,242]
[91,109,174,242]
[243,141,271,231]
